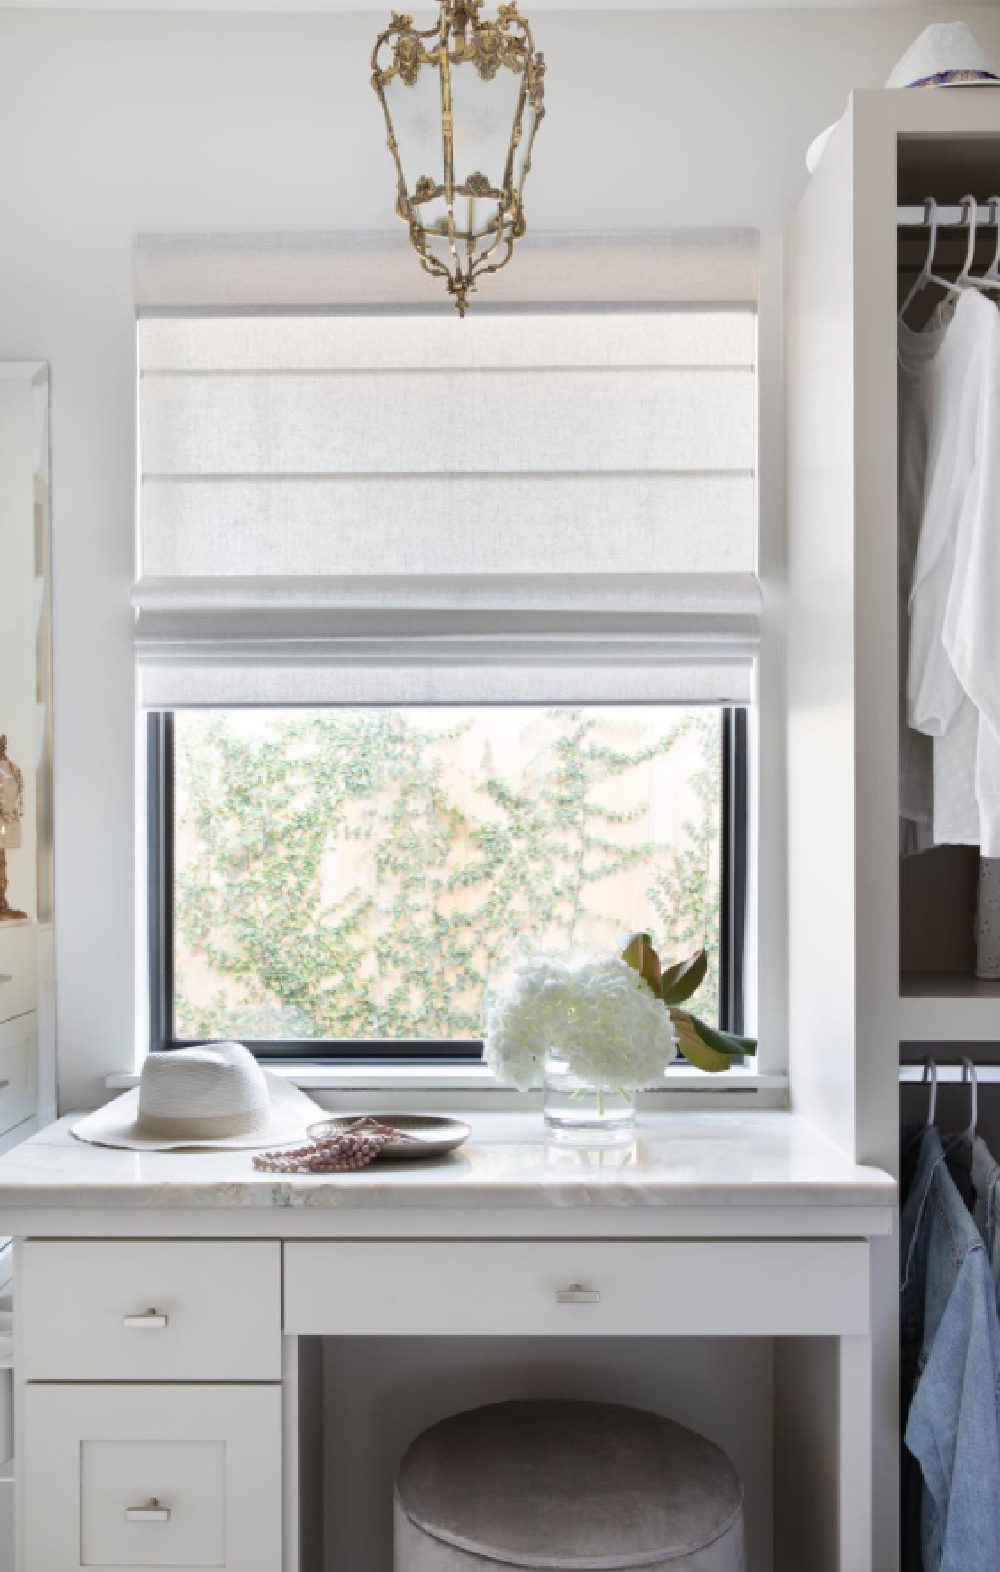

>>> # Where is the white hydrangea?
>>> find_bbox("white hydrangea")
[484,956,676,1092]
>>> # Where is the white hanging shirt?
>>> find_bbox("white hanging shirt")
[904,289,1000,854]
[941,298,1000,857]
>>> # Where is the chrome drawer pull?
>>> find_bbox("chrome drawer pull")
[556,1283,601,1304]
[123,1308,168,1330]
[125,1498,171,1523]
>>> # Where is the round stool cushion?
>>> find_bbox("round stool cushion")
[394,1399,744,1572]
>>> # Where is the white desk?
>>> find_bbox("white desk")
[0,1110,896,1572]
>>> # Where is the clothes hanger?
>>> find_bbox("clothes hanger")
[899,199,967,325]
[951,193,1000,297]
[954,194,1000,296]
[902,1059,982,1291]
[936,1056,980,1214]
[923,1057,939,1127]
[962,1057,980,1145]
[979,196,1000,290]
[956,195,982,289]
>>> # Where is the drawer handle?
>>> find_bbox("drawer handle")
[125,1498,171,1524]
[556,1283,601,1304]
[123,1308,168,1330]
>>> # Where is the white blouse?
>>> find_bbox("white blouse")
[903,288,1000,856]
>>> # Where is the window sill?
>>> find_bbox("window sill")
[106,1062,789,1111]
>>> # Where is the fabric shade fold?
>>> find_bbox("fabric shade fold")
[135,231,760,709]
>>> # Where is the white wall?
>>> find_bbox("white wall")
[1,4,1000,1107]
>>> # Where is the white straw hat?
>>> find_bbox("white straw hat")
[72,1041,325,1151]
[807,23,1000,174]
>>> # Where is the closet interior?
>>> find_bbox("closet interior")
[897,142,1000,1146]
[898,153,1000,1018]
[895,117,1000,1572]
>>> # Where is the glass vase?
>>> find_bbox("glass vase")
[543,1047,636,1140]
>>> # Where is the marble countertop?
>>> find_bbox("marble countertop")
[0,1111,895,1213]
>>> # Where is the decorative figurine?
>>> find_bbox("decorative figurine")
[0,735,27,921]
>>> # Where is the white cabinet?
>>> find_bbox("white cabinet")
[21,1240,281,1382]
[22,1383,282,1572]
[17,1241,285,1571]
[0,1018,38,1143]
[0,363,53,1148]
[0,1372,10,1467]
[0,926,38,1151]
[0,925,37,1034]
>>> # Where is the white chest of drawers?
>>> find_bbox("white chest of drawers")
[0,924,39,1152]
[0,1110,896,1572]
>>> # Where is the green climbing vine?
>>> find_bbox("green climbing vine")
[173,707,723,1043]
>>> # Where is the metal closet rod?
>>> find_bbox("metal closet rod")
[900,1062,1000,1084]
[899,202,1000,226]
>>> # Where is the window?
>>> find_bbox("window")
[134,230,761,1063]
[148,704,747,1058]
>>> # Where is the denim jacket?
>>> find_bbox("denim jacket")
[971,1136,1000,1312]
[902,1126,1000,1572]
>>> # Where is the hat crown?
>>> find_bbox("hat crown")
[885,22,1000,90]
[138,1041,269,1124]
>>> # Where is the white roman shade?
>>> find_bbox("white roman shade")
[135,231,760,708]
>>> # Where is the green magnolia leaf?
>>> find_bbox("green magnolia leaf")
[660,947,708,1005]
[687,1014,757,1058]
[669,1007,757,1072]
[670,1009,732,1073]
[621,931,663,999]
[621,931,650,970]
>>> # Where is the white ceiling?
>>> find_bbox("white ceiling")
[0,0,985,10]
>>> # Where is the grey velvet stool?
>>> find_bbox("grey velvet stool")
[394,1399,745,1572]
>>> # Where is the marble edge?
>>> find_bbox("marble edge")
[0,1176,898,1211]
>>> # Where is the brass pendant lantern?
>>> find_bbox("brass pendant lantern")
[372,2,546,316]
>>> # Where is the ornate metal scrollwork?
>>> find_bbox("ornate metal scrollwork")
[371,0,546,315]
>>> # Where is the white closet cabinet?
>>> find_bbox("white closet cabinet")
[0,363,54,1149]
[786,85,1000,1572]
[0,363,53,1559]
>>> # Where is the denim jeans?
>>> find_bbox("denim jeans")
[902,1126,1000,1572]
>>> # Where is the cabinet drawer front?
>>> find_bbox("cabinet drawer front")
[0,1012,37,1138]
[0,1367,11,1467]
[285,1240,870,1337]
[0,922,37,1024]
[22,1240,281,1380]
[22,1383,282,1572]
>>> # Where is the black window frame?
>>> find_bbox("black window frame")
[148,706,749,1062]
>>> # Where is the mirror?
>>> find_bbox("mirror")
[0,363,53,1137]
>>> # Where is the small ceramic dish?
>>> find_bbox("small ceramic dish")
[306,1113,472,1160]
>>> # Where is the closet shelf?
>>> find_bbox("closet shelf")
[899,974,1000,1041]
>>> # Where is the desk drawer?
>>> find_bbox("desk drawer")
[284,1239,870,1337]
[22,1383,281,1572]
[22,1240,281,1380]
[0,1013,37,1138]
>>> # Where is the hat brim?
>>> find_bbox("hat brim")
[71,1071,325,1151]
